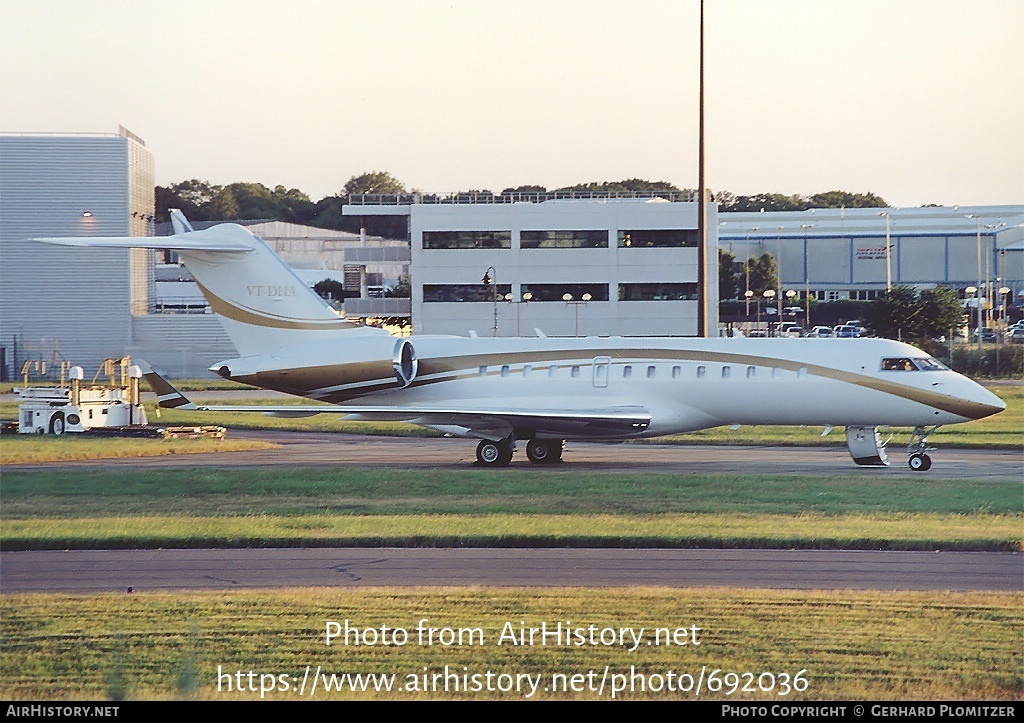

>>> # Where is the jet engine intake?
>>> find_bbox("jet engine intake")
[392,339,418,388]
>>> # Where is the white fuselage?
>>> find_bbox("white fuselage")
[217,335,1003,439]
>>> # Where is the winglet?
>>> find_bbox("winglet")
[134,359,197,410]
[169,209,195,234]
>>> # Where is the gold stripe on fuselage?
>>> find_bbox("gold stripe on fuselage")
[234,346,999,421]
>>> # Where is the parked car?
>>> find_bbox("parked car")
[1006,327,1024,344]
[807,326,834,338]
[834,324,861,338]
[972,328,1000,343]
[782,306,803,317]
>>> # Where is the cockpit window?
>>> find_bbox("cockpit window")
[881,358,918,371]
[881,357,949,372]
[913,357,948,371]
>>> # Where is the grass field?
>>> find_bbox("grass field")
[1,588,1020,700]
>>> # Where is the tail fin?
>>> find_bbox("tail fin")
[37,211,386,356]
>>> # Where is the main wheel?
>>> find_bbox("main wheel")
[526,439,563,464]
[908,453,931,471]
[49,412,65,436]
[476,439,513,467]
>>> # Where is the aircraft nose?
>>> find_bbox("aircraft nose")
[962,381,1006,420]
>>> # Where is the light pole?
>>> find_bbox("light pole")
[800,223,813,327]
[563,293,592,337]
[745,227,758,313]
[966,286,980,350]
[775,226,784,320]
[878,211,892,293]
[744,289,753,318]
[482,266,498,337]
[785,289,797,330]
[505,292,532,336]
[966,215,984,348]
[998,286,1011,332]
[763,289,776,335]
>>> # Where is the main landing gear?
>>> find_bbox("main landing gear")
[475,438,564,467]
[906,425,939,472]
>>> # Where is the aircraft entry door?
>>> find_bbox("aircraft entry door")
[592,356,611,388]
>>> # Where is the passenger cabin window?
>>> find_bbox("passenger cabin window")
[746,366,756,379]
[647,365,656,378]
[672,365,681,379]
[696,365,706,378]
[722,366,731,378]
[478,365,487,377]
[623,365,633,378]
[523,364,532,376]
[571,365,581,378]
[501,365,510,377]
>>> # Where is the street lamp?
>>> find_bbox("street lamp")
[563,292,592,337]
[878,211,893,293]
[998,286,1011,328]
[763,289,776,336]
[482,266,498,336]
[800,223,814,327]
[965,215,984,349]
[744,289,753,317]
[965,286,980,350]
[505,291,533,336]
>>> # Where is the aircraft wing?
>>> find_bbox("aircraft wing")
[139,362,650,440]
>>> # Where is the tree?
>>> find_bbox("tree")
[717,190,889,212]
[718,249,743,301]
[342,171,407,197]
[808,190,887,209]
[863,285,965,343]
[745,253,778,295]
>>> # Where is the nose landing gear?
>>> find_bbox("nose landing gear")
[906,426,939,472]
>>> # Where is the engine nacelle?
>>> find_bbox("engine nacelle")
[392,339,418,388]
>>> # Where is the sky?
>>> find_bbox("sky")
[2,0,1021,208]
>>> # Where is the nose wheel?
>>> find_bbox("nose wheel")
[906,426,939,472]
[908,453,932,471]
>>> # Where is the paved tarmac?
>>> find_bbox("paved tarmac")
[11,428,1021,480]
[2,548,1020,594]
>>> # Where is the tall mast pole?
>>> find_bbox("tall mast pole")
[697,0,710,337]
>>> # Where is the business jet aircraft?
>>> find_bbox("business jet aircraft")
[39,211,1005,470]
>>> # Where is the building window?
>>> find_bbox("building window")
[617,229,697,248]
[519,283,609,302]
[520,230,608,249]
[618,283,699,301]
[423,284,511,302]
[422,231,511,249]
